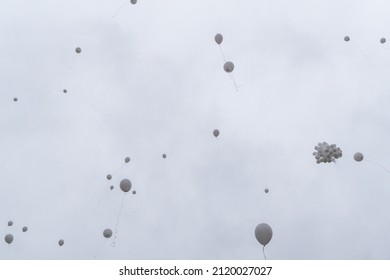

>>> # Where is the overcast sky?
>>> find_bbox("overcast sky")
[1,0,390,260]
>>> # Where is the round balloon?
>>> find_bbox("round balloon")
[132,190,136,195]
[110,185,114,190]
[354,152,364,162]
[130,0,137,4]
[213,129,219,138]
[125,157,130,163]
[58,239,64,246]
[4,234,13,244]
[264,188,269,193]
[254,223,273,246]
[162,154,166,159]
[13,97,18,102]
[107,174,112,180]
[215,33,223,45]
[120,179,132,192]
[344,36,350,42]
[75,47,81,53]
[223,61,234,73]
[63,89,67,93]
[103,228,112,238]
[380,38,386,44]
[8,221,13,226]
[22,226,28,232]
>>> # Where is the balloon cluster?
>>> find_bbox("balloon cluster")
[313,142,342,163]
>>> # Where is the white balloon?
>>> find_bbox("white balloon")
[380,38,386,44]
[130,0,137,4]
[354,152,364,162]
[107,174,112,180]
[8,221,13,226]
[63,89,67,93]
[125,157,130,163]
[162,154,166,159]
[213,129,219,138]
[132,190,136,195]
[13,97,18,102]
[22,226,28,232]
[120,179,132,192]
[110,185,114,190]
[58,239,64,246]
[215,33,223,45]
[264,188,269,193]
[223,61,234,73]
[254,223,273,246]
[75,47,81,53]
[4,234,13,244]
[103,228,112,238]
[344,36,350,42]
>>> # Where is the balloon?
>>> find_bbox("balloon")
[162,154,166,159]
[103,228,112,238]
[125,157,130,163]
[344,36,350,42]
[63,89,67,93]
[120,179,132,192]
[107,174,112,180]
[75,47,81,53]
[264,188,269,193]
[13,97,17,102]
[213,129,219,138]
[58,239,64,246]
[354,152,364,162]
[22,226,28,232]
[313,142,342,164]
[223,61,234,73]
[132,190,136,195]
[215,33,223,45]
[110,185,114,190]
[130,0,137,4]
[4,234,13,244]
[8,221,13,226]
[255,223,273,246]
[380,38,386,44]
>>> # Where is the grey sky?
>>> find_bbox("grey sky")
[1,0,390,259]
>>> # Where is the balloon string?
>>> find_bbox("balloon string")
[263,245,267,260]
[67,54,77,71]
[93,239,107,259]
[112,192,126,247]
[97,162,127,205]
[112,1,129,18]
[366,159,390,174]
[352,41,370,60]
[215,139,219,173]
[228,73,241,92]
[219,45,227,62]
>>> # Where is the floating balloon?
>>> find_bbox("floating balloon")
[110,185,114,190]
[264,188,269,193]
[4,234,13,244]
[13,97,17,102]
[107,174,112,180]
[103,228,112,238]
[125,157,130,163]
[313,142,342,163]
[63,89,67,93]
[215,33,223,45]
[132,190,136,195]
[130,0,137,4]
[120,179,132,192]
[75,47,81,53]
[223,61,234,73]
[213,129,220,138]
[58,239,64,246]
[22,226,28,232]
[255,223,273,246]
[162,154,166,159]
[380,38,386,44]
[344,36,350,42]
[8,221,13,226]
[354,152,364,162]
